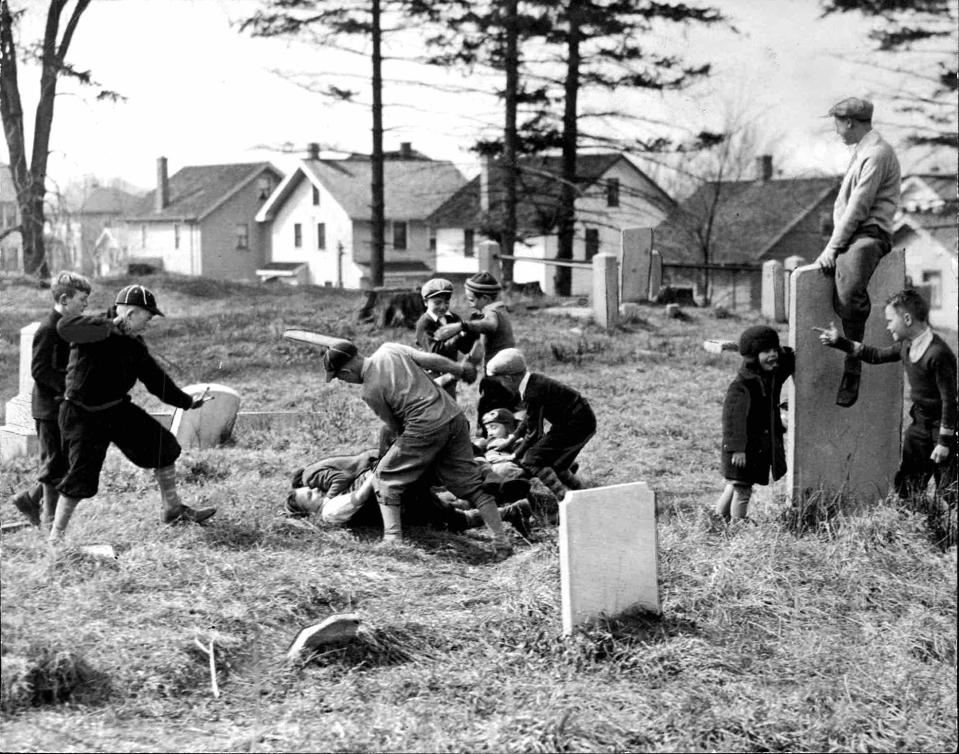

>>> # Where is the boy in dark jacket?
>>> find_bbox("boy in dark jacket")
[715,325,795,522]
[414,278,473,397]
[49,284,215,544]
[10,272,91,529]
[816,288,956,505]
[484,348,596,499]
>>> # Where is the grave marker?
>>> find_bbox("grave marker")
[787,251,904,503]
[0,322,41,461]
[620,228,653,302]
[648,250,663,301]
[761,259,786,322]
[170,384,241,449]
[591,253,620,329]
[477,240,503,283]
[559,482,660,634]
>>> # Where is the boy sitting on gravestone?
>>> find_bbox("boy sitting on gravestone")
[816,288,957,508]
[714,325,795,522]
[10,272,92,530]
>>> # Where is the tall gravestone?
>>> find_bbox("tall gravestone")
[787,251,904,503]
[591,253,620,329]
[0,322,40,461]
[761,259,786,322]
[560,482,660,634]
[620,228,652,302]
[648,250,663,301]
[783,255,806,316]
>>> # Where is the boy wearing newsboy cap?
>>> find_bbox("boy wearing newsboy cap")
[414,277,473,397]
[48,284,215,543]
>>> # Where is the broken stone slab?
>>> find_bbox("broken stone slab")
[169,384,241,450]
[703,339,739,354]
[79,544,118,560]
[287,613,362,659]
[0,520,33,535]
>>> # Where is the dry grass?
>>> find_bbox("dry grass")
[1,272,956,752]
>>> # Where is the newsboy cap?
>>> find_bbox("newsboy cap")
[115,284,164,317]
[486,347,527,376]
[827,97,873,122]
[738,325,780,358]
[481,408,516,427]
[323,339,358,382]
[421,278,454,300]
[465,271,502,296]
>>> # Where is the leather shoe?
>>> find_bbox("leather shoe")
[162,504,217,525]
[836,369,861,408]
[11,484,42,527]
[501,500,532,538]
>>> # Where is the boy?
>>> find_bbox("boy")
[414,278,472,397]
[715,325,795,522]
[10,272,91,529]
[484,348,596,499]
[816,288,956,505]
[433,271,517,433]
[49,284,215,543]
[474,408,527,481]
[322,337,513,559]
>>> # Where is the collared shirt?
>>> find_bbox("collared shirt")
[909,326,934,363]
[518,371,532,400]
[827,129,901,250]
[426,310,446,325]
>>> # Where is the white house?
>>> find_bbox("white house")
[428,152,675,295]
[256,143,466,288]
[895,173,957,330]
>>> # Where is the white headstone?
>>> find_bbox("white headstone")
[761,259,786,322]
[169,384,241,449]
[620,228,653,302]
[1,322,41,461]
[648,250,663,301]
[591,253,620,329]
[787,251,904,503]
[559,482,660,634]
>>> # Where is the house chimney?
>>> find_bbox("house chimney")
[400,142,412,159]
[479,154,492,214]
[155,157,169,212]
[306,142,320,160]
[756,154,773,183]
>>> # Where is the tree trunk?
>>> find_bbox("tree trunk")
[500,0,519,284]
[369,0,385,288]
[555,0,581,297]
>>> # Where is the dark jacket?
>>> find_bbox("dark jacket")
[414,311,472,362]
[721,348,795,485]
[58,313,193,412]
[31,310,69,420]
[519,373,596,444]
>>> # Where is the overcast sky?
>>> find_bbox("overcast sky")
[5,0,954,194]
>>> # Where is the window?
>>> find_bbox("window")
[585,228,600,259]
[312,185,320,206]
[606,177,620,207]
[428,226,436,253]
[316,223,326,250]
[392,220,407,251]
[464,229,475,257]
[174,223,180,250]
[294,223,302,248]
[235,223,249,250]
[922,271,942,307]
[257,176,273,200]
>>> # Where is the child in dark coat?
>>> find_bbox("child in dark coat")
[414,278,473,397]
[715,325,795,522]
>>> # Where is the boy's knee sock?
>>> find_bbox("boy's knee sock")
[530,466,567,499]
[41,483,58,527]
[731,485,752,520]
[473,494,508,548]
[715,484,734,520]
[378,502,403,542]
[49,495,79,543]
[155,465,182,515]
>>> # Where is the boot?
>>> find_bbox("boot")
[500,500,533,538]
[162,505,217,525]
[11,483,43,527]
[155,465,216,525]
[837,319,865,408]
[378,502,403,542]
[556,469,584,490]
[474,495,512,559]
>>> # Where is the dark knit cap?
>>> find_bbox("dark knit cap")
[738,325,780,357]
[465,271,502,296]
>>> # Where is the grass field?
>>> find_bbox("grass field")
[1,272,956,753]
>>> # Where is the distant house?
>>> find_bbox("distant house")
[895,173,958,330]
[428,152,675,296]
[655,156,841,309]
[0,163,21,271]
[256,143,466,288]
[124,158,283,281]
[77,186,142,276]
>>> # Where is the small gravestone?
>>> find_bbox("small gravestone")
[591,253,620,329]
[170,384,240,450]
[648,250,663,301]
[287,613,362,659]
[0,322,41,462]
[787,251,904,503]
[762,259,786,322]
[620,228,653,302]
[559,482,660,634]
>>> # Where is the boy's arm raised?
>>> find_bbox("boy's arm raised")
[56,313,116,344]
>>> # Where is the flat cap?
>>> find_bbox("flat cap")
[421,278,454,300]
[486,347,526,376]
[827,97,873,122]
[323,339,358,382]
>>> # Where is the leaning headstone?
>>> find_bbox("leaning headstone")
[477,240,503,283]
[0,322,41,462]
[648,250,663,301]
[169,384,241,450]
[761,259,786,322]
[287,613,362,660]
[591,253,620,329]
[620,228,653,302]
[787,251,904,504]
[559,482,660,634]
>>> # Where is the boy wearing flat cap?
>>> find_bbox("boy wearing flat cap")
[485,348,595,499]
[49,284,215,543]
[817,96,900,408]
[415,277,473,397]
[714,325,795,522]
[323,337,514,559]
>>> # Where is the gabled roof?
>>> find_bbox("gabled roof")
[80,186,142,215]
[427,152,674,234]
[896,203,958,255]
[127,162,282,222]
[654,176,841,264]
[0,163,16,203]
[901,173,956,208]
[257,157,465,222]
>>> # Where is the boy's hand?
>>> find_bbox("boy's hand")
[434,323,462,342]
[189,389,214,410]
[816,247,838,271]
[931,444,950,464]
[812,322,840,346]
[460,362,477,384]
[731,451,746,468]
[112,314,128,335]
